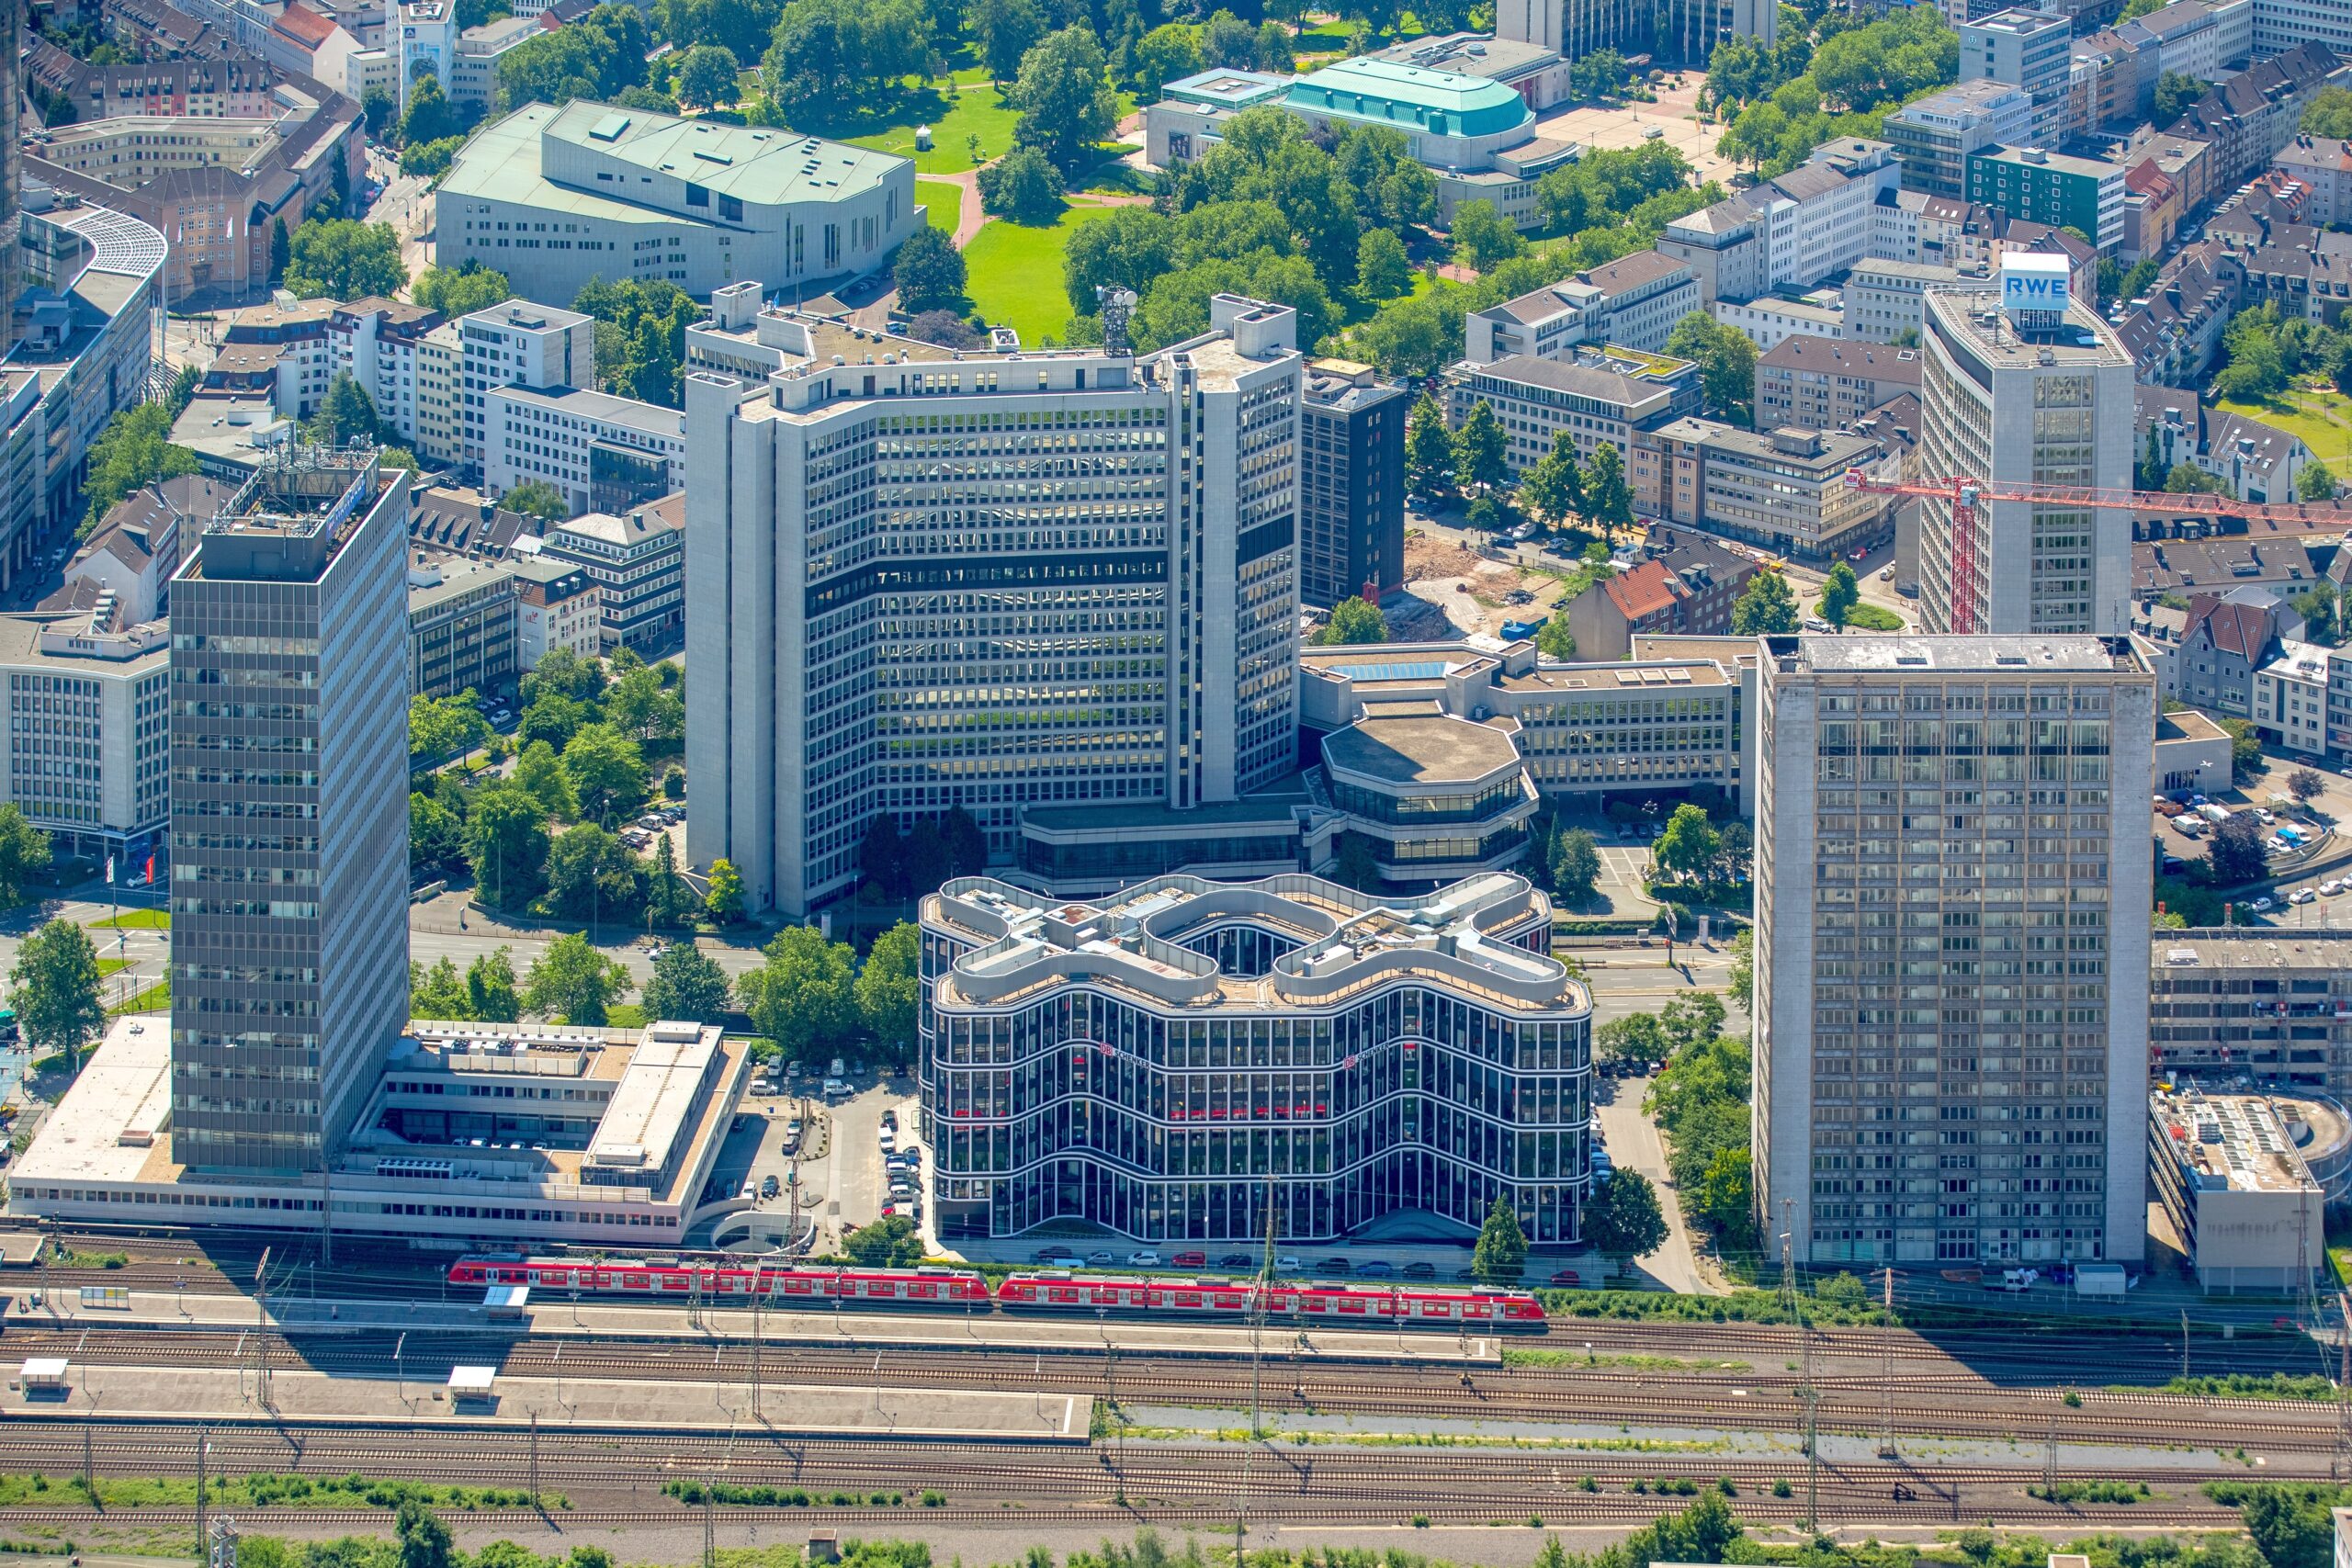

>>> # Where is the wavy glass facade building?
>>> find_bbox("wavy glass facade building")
[918,874,1592,1244]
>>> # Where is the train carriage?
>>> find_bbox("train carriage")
[447,1255,992,1304]
[993,1272,1546,1328]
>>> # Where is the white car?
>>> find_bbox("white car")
[2256,808,2277,825]
[2252,896,2276,911]
[1126,1250,1161,1268]
[2323,880,2342,896]
[2291,887,2316,904]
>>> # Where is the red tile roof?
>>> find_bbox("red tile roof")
[1602,558,1684,623]
[273,4,339,49]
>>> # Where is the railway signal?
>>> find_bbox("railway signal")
[1838,468,2343,633]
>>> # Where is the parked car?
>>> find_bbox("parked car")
[1087,1249,1116,1265]
[1170,1250,1206,1269]
[2252,896,2276,911]
[1356,1260,1396,1279]
[1218,1252,1255,1269]
[2292,887,2316,904]
[1548,1269,1582,1287]
[1127,1250,1161,1268]
[2256,807,2277,825]
[1402,1260,1437,1279]
[761,1173,781,1199]
[2324,880,2343,896]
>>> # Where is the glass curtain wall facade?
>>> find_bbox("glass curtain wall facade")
[920,874,1591,1244]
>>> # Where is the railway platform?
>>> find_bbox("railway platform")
[0,1357,1091,1443]
[10,1291,1503,1363]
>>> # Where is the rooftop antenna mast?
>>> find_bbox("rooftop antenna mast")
[1098,287,1136,358]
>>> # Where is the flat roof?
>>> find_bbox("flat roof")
[440,101,906,218]
[2150,1087,2320,1194]
[494,383,684,438]
[1778,633,2142,672]
[583,1022,720,1174]
[2155,928,2352,969]
[1321,711,1522,784]
[1498,660,1729,691]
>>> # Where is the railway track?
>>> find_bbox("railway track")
[4,1327,2324,1455]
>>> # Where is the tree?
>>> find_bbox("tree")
[502,479,571,525]
[2166,462,2229,495]
[977,144,1066,221]
[2290,767,2327,803]
[1664,310,1758,425]
[1586,1168,1668,1262]
[1726,926,1753,1000]
[399,73,459,145]
[2219,715,2264,783]
[1450,199,1525,272]
[77,402,198,536]
[397,1499,455,1568]
[1654,802,1722,881]
[523,931,633,1024]
[1405,392,1454,495]
[936,806,988,878]
[1535,610,1577,660]
[468,949,522,1021]
[856,920,922,1065]
[285,218,407,300]
[1596,1012,1669,1069]
[410,792,467,879]
[465,784,551,909]
[2209,810,2268,886]
[844,1214,925,1266]
[673,43,741,107]
[1354,228,1411,303]
[412,956,471,1020]
[308,372,382,450]
[512,739,580,820]
[269,217,292,283]
[413,263,513,318]
[1583,441,1633,528]
[2154,69,2207,121]
[1453,400,1509,492]
[648,835,697,927]
[1818,560,1860,625]
[10,919,105,1073]
[1471,1195,1529,1282]
[2308,85,2352,139]
[2301,462,2339,503]
[409,690,490,760]
[642,940,733,1023]
[1012,26,1119,173]
[562,724,649,820]
[0,807,52,907]
[892,226,967,315]
[2245,1488,2334,1568]
[969,0,1048,82]
[1552,827,1600,902]
[1317,595,1390,644]
[544,823,643,921]
[738,925,858,1057]
[1516,431,1584,531]
[361,85,398,137]
[706,857,747,923]
[1730,570,1800,634]
[1062,206,1176,318]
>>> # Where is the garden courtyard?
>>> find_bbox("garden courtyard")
[2215,385,2352,466]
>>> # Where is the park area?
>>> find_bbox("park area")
[2216,385,2352,465]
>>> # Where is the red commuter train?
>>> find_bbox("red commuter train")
[446,1254,1546,1327]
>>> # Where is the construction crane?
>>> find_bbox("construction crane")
[1839,468,2348,635]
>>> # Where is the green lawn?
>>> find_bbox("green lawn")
[107,977,167,1016]
[782,77,1016,175]
[964,204,1113,344]
[2215,387,2352,465]
[918,179,963,235]
[88,908,166,930]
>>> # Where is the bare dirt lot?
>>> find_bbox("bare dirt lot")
[1400,532,1570,637]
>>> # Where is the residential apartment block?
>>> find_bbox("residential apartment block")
[329,298,444,456]
[1560,528,1753,660]
[537,494,683,652]
[2162,43,2352,195]
[1754,337,1924,431]
[1446,346,1703,479]
[1845,258,1969,343]
[1465,251,1700,363]
[1967,145,2128,254]
[510,556,601,670]
[1752,632,2156,1266]
[1884,80,2038,197]
[1658,140,1903,304]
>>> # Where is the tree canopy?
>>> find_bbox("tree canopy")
[285,219,407,300]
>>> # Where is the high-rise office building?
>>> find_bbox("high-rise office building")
[168,448,412,1172]
[1917,265,2136,637]
[921,872,1589,1243]
[1751,633,2155,1267]
[1,0,22,343]
[685,294,1305,919]
[1300,360,1408,609]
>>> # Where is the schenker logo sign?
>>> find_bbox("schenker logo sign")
[2000,254,2071,318]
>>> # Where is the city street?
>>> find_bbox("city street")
[362,149,435,283]
[1595,1071,1719,1294]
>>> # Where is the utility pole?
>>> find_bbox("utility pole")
[1240,1180,1277,1568]
[1781,1202,1817,1532]
[751,1273,764,1421]
[209,1514,238,1568]
[195,1428,209,1559]
[2180,1308,2191,1381]
[701,1475,716,1568]
[2334,1295,2352,1483]
[319,1164,333,1270]
[2042,1411,2057,1499]
[530,1413,542,1507]
[1876,1266,1896,1460]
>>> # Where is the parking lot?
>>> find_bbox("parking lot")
[694,1071,922,1253]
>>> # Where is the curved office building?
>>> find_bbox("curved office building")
[919,873,1592,1245]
